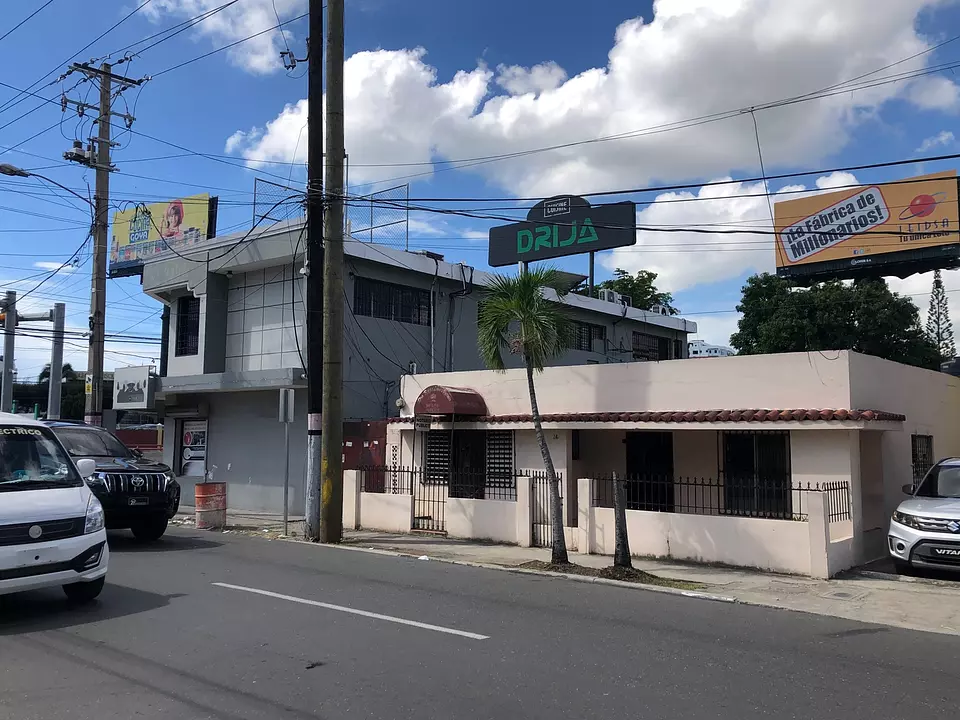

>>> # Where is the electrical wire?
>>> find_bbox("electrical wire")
[0,0,55,45]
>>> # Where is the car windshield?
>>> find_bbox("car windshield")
[53,426,133,459]
[0,426,82,490]
[915,464,960,499]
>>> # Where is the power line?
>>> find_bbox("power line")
[0,0,55,45]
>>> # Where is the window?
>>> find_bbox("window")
[354,276,431,326]
[570,321,606,352]
[486,430,514,489]
[912,434,934,486]
[673,339,683,359]
[175,296,200,357]
[424,430,451,484]
[721,431,792,519]
[632,331,669,361]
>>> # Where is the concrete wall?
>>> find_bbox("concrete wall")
[589,507,813,575]
[446,498,518,544]
[359,492,413,534]
[848,352,960,518]
[166,292,206,377]
[400,352,853,417]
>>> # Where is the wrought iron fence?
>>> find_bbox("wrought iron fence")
[592,474,851,523]
[358,465,413,494]
[358,466,517,501]
[530,471,553,548]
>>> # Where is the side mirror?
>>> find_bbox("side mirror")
[131,448,143,460]
[76,458,97,479]
[901,483,915,495]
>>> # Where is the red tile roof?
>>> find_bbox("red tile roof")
[389,408,905,424]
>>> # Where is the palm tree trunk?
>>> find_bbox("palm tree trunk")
[525,359,569,565]
[613,473,632,568]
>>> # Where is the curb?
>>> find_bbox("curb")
[850,569,960,589]
[270,535,742,606]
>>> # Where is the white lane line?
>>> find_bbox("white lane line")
[212,582,489,641]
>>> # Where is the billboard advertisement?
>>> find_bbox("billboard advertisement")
[113,365,154,410]
[775,171,960,281]
[109,194,217,277]
[488,195,636,267]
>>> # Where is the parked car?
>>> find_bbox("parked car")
[45,421,180,542]
[0,413,108,602]
[889,457,960,574]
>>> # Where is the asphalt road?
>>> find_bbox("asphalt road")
[2,528,959,720]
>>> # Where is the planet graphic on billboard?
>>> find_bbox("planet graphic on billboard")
[898,192,949,220]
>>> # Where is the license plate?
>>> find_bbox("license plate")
[16,547,55,567]
[128,497,149,506]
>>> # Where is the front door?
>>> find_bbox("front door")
[450,430,486,499]
[624,431,674,511]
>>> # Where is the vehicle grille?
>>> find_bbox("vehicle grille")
[914,516,960,534]
[104,473,166,493]
[0,517,85,547]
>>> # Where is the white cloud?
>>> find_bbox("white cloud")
[496,62,567,95]
[916,130,955,152]
[685,312,742,349]
[907,76,960,112]
[144,0,307,74]
[887,269,960,331]
[33,262,76,273]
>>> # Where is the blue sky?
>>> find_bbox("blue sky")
[1,0,960,377]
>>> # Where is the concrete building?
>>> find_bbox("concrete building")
[688,339,735,358]
[360,351,959,577]
[140,218,697,512]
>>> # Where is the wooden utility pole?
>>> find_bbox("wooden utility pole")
[303,0,325,541]
[319,0,345,543]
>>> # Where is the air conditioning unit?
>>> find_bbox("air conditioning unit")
[598,289,619,303]
[649,304,669,316]
[620,295,632,307]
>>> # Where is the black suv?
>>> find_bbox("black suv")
[45,421,181,541]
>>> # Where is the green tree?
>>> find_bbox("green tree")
[38,362,76,384]
[477,266,573,565]
[926,270,955,363]
[574,268,676,313]
[731,273,940,370]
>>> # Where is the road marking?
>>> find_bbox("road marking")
[212,582,489,641]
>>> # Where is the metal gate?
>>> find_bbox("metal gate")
[531,472,555,548]
[416,434,449,533]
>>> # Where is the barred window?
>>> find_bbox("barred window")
[912,434,934,486]
[354,276,431,326]
[632,331,669,361]
[721,431,792,519]
[570,321,606,352]
[175,296,200,357]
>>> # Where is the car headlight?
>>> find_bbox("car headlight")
[84,493,105,534]
[86,472,109,492]
[163,471,176,491]
[893,510,921,530]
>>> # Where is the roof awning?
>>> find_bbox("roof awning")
[414,385,487,416]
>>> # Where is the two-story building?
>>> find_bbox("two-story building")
[140,218,698,513]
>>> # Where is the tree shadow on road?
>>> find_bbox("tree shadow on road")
[0,583,182,636]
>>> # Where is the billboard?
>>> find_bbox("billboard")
[113,365,154,410]
[775,171,960,281]
[488,195,636,267]
[109,193,218,277]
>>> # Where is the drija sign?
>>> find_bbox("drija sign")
[488,195,636,267]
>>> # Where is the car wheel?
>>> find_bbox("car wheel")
[63,577,105,603]
[894,560,914,576]
[131,516,168,542]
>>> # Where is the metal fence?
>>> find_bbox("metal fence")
[592,474,851,523]
[253,177,304,227]
[358,466,517,501]
[345,184,409,251]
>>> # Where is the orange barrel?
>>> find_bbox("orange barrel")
[195,482,227,530]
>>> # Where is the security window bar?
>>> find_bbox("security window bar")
[632,331,668,361]
[424,430,451,485]
[570,322,606,352]
[721,431,792,519]
[911,434,934,486]
[354,276,431,326]
[175,296,200,357]
[486,430,515,491]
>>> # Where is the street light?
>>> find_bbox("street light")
[0,162,94,209]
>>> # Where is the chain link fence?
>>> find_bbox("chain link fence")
[345,183,410,251]
[253,178,305,228]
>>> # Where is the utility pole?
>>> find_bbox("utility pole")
[319,0,346,543]
[1,291,15,413]
[303,0,325,542]
[47,303,65,420]
[61,62,143,427]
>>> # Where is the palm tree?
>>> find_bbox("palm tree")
[477,266,572,564]
[39,362,76,384]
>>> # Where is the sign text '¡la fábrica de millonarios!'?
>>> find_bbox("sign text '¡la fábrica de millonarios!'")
[780,187,890,263]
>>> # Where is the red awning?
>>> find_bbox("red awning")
[414,385,488,416]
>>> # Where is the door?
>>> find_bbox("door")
[624,431,674,511]
[450,430,486,499]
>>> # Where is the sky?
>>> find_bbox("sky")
[1,0,960,381]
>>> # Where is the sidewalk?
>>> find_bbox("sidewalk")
[175,507,960,637]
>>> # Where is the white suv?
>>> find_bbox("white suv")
[0,414,108,602]
[889,457,960,574]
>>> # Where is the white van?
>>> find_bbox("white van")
[0,414,108,602]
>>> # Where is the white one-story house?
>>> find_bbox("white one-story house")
[344,350,960,577]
